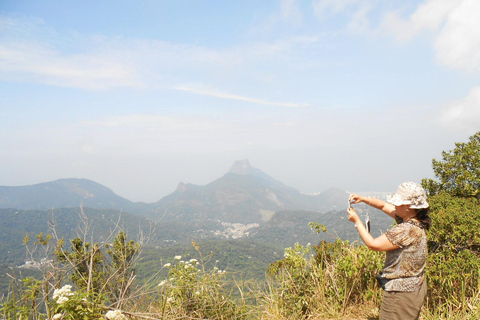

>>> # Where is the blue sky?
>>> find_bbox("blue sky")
[1,0,479,202]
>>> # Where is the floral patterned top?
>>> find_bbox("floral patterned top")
[382,218,427,292]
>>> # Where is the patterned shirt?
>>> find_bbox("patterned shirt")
[382,219,427,292]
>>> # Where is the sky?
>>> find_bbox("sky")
[1,0,479,203]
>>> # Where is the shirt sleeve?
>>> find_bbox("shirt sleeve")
[385,223,422,248]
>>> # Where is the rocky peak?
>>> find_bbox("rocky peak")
[176,182,187,193]
[228,159,254,175]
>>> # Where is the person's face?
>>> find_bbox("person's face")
[395,204,411,218]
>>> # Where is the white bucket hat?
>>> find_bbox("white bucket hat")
[387,182,429,209]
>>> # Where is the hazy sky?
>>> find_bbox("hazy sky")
[1,0,479,202]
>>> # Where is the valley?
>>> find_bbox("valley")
[0,159,395,295]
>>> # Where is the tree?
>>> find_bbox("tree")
[105,231,139,303]
[422,131,480,198]
[54,238,105,294]
[420,132,480,308]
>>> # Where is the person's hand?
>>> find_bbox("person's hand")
[349,194,364,205]
[347,207,360,224]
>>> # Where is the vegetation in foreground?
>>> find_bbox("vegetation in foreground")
[1,131,480,319]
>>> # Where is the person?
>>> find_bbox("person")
[347,182,431,320]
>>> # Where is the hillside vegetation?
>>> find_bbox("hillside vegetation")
[1,132,480,319]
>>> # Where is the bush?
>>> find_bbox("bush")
[265,240,384,319]
[426,193,480,311]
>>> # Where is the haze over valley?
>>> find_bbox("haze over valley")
[0,159,395,294]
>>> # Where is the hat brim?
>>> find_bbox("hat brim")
[387,193,429,209]
[387,193,408,206]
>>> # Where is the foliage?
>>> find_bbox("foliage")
[55,238,105,294]
[425,192,480,311]
[427,193,480,251]
[105,231,140,303]
[420,132,480,318]
[0,207,150,267]
[265,240,384,319]
[153,242,249,319]
[422,131,480,198]
[50,285,107,320]
[136,239,283,283]
[1,215,140,320]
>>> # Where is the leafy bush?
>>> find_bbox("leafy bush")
[422,131,480,198]
[265,240,384,319]
[426,193,480,310]
[154,246,249,319]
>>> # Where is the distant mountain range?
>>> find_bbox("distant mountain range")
[0,160,395,295]
[0,178,149,214]
[154,159,348,223]
[0,159,348,223]
[0,159,396,250]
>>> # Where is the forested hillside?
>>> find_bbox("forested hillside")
[2,132,479,320]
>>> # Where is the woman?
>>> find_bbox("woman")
[348,182,431,320]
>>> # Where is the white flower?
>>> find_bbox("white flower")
[174,255,181,260]
[105,309,127,320]
[189,258,198,264]
[56,296,69,305]
[52,314,63,320]
[53,285,74,300]
[167,297,174,303]
[195,291,200,295]
[158,280,167,287]
[163,263,171,268]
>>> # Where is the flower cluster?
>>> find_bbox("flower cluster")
[52,285,74,305]
[105,309,127,320]
[184,259,199,270]
[52,314,63,320]
[213,266,226,274]
[158,280,168,287]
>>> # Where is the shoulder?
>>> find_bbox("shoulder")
[386,221,424,248]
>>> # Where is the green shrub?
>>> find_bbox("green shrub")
[266,240,384,319]
[426,193,480,312]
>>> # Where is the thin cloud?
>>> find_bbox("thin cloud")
[380,0,480,73]
[85,114,226,131]
[174,86,308,108]
[0,14,324,92]
[0,16,143,90]
[439,86,480,132]
[280,0,303,26]
[312,0,361,19]
[0,42,142,90]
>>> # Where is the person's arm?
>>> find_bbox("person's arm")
[349,194,396,218]
[347,207,399,251]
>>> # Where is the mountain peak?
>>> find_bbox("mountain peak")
[228,159,253,175]
[228,159,254,176]
[176,182,187,193]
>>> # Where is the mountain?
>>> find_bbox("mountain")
[0,178,151,215]
[152,159,348,223]
[0,161,348,222]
